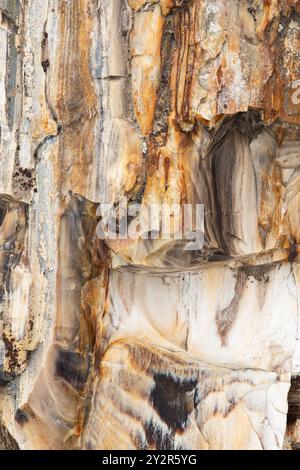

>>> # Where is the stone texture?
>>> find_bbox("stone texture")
[0,0,299,450]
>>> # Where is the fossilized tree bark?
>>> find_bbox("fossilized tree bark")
[0,0,300,450]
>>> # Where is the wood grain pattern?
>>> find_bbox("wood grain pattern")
[0,0,299,450]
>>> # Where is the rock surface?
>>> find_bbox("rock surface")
[0,0,300,450]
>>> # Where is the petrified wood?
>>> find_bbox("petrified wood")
[0,0,300,450]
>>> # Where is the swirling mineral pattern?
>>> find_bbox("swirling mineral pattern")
[0,0,300,450]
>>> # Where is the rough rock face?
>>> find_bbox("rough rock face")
[0,0,300,450]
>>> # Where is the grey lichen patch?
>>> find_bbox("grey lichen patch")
[0,419,19,449]
[12,167,36,200]
[240,262,274,283]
